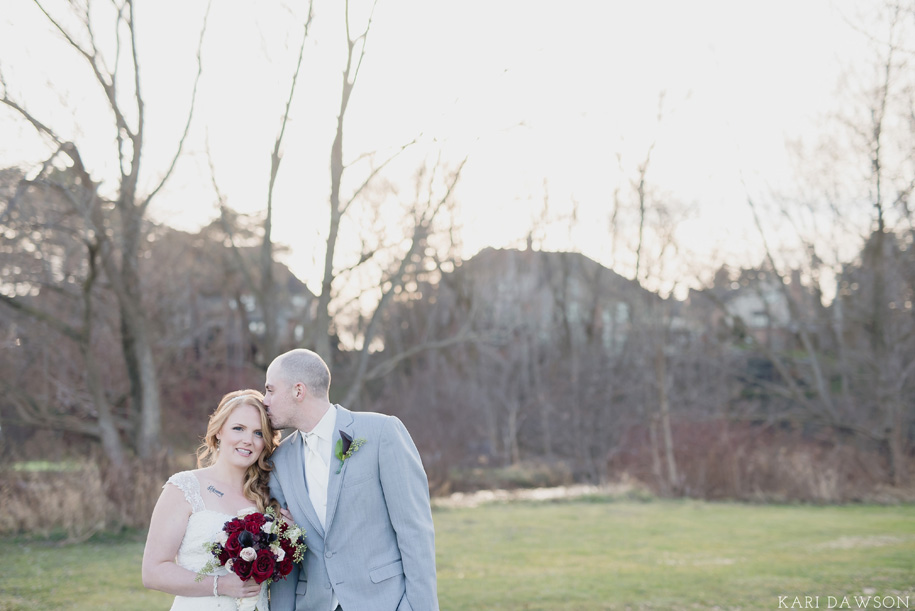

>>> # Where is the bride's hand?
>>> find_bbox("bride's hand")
[217,573,261,598]
[278,507,294,523]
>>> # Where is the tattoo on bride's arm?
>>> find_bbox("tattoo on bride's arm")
[207,485,224,497]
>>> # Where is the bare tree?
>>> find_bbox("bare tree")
[242,0,474,407]
[340,156,469,405]
[726,2,915,486]
[0,166,129,469]
[210,0,316,366]
[612,109,688,493]
[313,0,381,362]
[0,0,209,457]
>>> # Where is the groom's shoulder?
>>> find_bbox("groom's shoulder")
[349,408,395,426]
[350,409,412,437]
[274,429,300,452]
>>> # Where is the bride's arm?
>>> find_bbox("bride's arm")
[141,483,260,599]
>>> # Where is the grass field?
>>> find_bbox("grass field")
[0,498,912,610]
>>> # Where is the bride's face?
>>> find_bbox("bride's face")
[216,403,267,467]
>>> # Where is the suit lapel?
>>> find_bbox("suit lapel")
[283,430,325,540]
[323,405,354,533]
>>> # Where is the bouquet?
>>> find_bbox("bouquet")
[197,507,306,611]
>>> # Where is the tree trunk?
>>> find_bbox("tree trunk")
[260,203,277,363]
[111,210,162,459]
[314,89,347,363]
[83,244,127,468]
[887,399,908,485]
[655,341,678,491]
[648,415,665,493]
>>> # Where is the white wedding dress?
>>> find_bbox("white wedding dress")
[166,471,269,611]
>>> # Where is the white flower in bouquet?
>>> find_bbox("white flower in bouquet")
[287,526,304,541]
[270,542,286,562]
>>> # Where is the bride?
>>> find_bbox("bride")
[143,389,281,610]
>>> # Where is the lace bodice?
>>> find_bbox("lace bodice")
[168,470,207,512]
[165,471,268,611]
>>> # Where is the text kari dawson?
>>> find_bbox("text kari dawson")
[779,595,911,609]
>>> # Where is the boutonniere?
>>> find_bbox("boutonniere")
[334,430,366,474]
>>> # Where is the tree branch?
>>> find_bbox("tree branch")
[141,0,212,211]
[362,328,487,382]
[0,96,63,146]
[742,184,838,420]
[0,294,85,344]
[341,138,418,216]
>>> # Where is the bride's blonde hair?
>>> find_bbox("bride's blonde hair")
[197,389,280,512]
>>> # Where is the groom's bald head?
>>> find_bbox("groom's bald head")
[272,349,331,400]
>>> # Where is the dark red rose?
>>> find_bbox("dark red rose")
[224,517,245,536]
[233,559,253,580]
[279,541,294,558]
[277,555,294,577]
[224,532,242,556]
[251,549,276,583]
[217,546,231,564]
[244,512,266,533]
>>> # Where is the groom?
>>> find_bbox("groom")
[264,348,439,611]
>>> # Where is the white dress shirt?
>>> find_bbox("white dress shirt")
[302,405,338,611]
[302,405,335,523]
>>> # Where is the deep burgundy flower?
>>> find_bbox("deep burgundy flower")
[233,559,253,580]
[251,549,276,583]
[277,554,294,576]
[224,532,242,555]
[244,512,267,533]
[224,517,245,536]
[217,546,231,564]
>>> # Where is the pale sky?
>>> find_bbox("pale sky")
[0,0,869,297]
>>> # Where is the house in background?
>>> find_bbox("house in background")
[145,224,316,368]
[684,265,826,353]
[443,247,658,354]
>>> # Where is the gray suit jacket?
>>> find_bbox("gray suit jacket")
[268,406,438,611]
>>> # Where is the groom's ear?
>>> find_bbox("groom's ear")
[293,382,307,401]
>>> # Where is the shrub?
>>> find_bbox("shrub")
[0,452,182,539]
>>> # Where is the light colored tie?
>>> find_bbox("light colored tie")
[304,432,339,610]
[304,432,328,528]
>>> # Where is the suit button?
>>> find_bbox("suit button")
[325,551,333,559]
[325,582,332,589]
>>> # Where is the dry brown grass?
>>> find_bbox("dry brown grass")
[0,452,183,540]
[610,420,914,503]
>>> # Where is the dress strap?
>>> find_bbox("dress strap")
[165,471,206,513]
